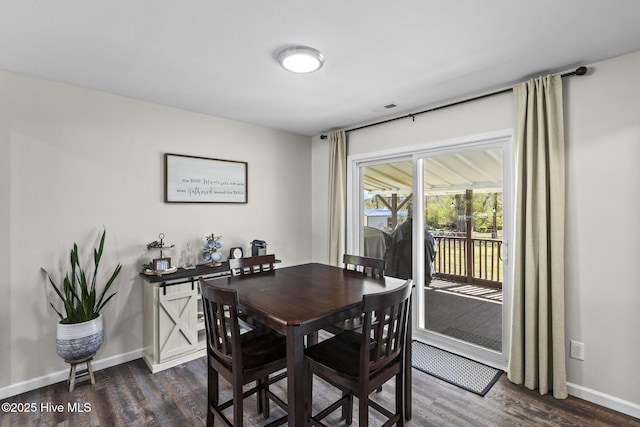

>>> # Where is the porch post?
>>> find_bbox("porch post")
[465,189,473,284]
[391,193,398,229]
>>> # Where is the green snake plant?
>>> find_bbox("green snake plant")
[44,229,122,324]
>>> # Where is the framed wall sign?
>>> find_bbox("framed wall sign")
[164,153,248,203]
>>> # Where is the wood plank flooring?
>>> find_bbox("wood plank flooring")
[1,356,638,426]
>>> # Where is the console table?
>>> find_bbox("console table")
[139,263,230,373]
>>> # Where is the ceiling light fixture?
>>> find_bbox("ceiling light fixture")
[277,46,324,73]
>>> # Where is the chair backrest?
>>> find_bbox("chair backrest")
[199,279,243,369]
[343,254,385,277]
[360,279,412,374]
[229,254,276,276]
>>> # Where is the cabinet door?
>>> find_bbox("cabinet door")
[158,284,198,362]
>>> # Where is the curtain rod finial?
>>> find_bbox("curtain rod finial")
[575,66,587,75]
[320,134,327,140]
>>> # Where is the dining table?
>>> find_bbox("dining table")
[207,262,412,426]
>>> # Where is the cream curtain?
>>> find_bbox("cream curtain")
[508,74,568,399]
[328,131,347,266]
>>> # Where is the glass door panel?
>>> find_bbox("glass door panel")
[350,132,511,369]
[419,148,504,355]
[361,161,413,269]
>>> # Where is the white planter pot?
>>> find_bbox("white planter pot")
[56,314,104,360]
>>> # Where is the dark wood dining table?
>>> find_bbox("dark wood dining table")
[209,262,412,426]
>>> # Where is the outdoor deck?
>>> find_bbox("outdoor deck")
[423,278,502,351]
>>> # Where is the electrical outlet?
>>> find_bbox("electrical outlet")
[570,340,585,360]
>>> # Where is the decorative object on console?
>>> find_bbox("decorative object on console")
[153,257,172,271]
[143,233,176,276]
[250,239,268,256]
[181,241,197,269]
[229,246,243,259]
[203,233,223,267]
[42,228,122,361]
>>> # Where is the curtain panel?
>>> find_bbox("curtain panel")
[508,74,568,399]
[328,131,347,266]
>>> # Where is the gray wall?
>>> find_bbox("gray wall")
[0,71,312,395]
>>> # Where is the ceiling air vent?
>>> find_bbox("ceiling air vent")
[372,103,400,113]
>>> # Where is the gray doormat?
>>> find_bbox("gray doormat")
[441,327,502,351]
[411,341,503,396]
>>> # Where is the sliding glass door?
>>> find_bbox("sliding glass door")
[347,131,512,369]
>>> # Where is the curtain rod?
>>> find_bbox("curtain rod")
[320,66,587,139]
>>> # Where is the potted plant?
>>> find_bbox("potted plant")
[43,228,122,360]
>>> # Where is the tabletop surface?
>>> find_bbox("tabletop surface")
[206,262,409,327]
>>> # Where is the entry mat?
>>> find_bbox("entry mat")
[441,327,502,352]
[411,341,503,396]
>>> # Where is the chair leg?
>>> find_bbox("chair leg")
[208,369,219,406]
[359,389,369,427]
[207,370,218,427]
[233,378,244,427]
[396,372,405,426]
[341,387,353,425]
[263,377,271,419]
[305,360,312,422]
[257,379,264,415]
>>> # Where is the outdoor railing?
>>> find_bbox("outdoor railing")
[433,236,503,288]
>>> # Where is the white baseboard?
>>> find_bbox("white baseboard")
[0,349,142,400]
[142,348,206,374]
[567,382,640,420]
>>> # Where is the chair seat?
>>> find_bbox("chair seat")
[210,330,286,374]
[240,330,287,372]
[305,330,362,378]
[306,330,397,381]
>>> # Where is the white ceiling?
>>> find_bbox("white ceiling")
[2,1,640,137]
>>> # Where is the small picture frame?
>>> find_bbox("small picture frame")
[153,257,172,271]
[229,247,244,259]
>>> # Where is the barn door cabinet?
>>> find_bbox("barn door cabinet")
[140,263,230,373]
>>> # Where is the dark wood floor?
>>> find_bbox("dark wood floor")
[1,356,637,426]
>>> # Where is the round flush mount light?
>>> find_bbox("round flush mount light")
[277,46,324,73]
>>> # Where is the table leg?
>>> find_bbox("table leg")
[286,325,306,426]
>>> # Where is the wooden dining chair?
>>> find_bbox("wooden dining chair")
[200,279,287,427]
[228,254,277,331]
[229,254,276,276]
[343,254,385,277]
[304,279,412,427]
[324,254,386,335]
